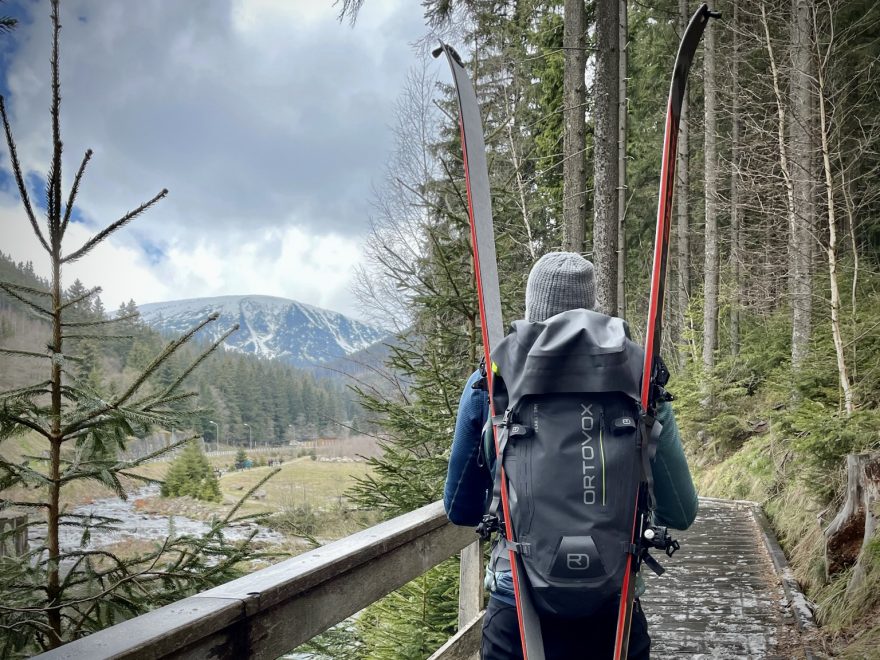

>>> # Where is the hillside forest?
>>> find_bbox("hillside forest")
[0,251,364,446]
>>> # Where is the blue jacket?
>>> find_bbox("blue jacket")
[443,369,699,602]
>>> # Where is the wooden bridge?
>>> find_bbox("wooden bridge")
[36,497,819,660]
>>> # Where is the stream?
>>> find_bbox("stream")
[29,484,285,555]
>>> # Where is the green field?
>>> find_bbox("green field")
[218,457,372,511]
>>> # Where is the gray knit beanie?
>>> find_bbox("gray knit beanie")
[525,252,597,322]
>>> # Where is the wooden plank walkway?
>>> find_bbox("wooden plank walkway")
[641,498,812,659]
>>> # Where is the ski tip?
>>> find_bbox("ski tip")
[431,42,465,67]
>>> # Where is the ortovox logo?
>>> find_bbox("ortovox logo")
[551,536,604,579]
[580,404,597,505]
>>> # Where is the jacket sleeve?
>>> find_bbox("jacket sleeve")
[651,401,699,530]
[443,370,493,527]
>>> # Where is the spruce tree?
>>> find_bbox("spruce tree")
[0,3,267,653]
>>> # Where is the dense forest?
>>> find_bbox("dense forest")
[0,251,364,445]
[337,0,880,657]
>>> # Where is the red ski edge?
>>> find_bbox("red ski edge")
[613,6,718,660]
[457,69,530,660]
[435,43,536,659]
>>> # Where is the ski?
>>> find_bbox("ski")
[613,5,719,660]
[434,43,546,660]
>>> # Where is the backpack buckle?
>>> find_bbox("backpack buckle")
[642,524,679,557]
[476,514,505,541]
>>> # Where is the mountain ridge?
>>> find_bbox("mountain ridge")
[139,294,388,367]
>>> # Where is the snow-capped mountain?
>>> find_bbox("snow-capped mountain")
[138,295,387,367]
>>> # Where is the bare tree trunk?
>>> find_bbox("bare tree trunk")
[815,12,854,414]
[676,0,690,343]
[616,0,628,317]
[563,0,587,252]
[824,453,880,587]
[702,21,719,373]
[760,0,798,315]
[790,0,815,371]
[730,2,742,357]
[593,0,620,314]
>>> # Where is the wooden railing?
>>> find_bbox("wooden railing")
[35,501,483,660]
[0,512,28,558]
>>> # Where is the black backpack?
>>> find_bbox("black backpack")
[481,309,665,618]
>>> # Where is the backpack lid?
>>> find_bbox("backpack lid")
[491,309,644,410]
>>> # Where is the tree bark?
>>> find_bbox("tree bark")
[675,0,690,343]
[616,0,628,317]
[563,0,587,253]
[593,0,620,314]
[790,0,815,371]
[702,21,718,373]
[730,2,742,357]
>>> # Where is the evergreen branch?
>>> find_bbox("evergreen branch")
[60,314,138,327]
[0,97,50,254]
[20,453,52,464]
[0,619,57,637]
[144,324,239,409]
[140,392,199,410]
[116,471,162,486]
[0,462,53,488]
[57,512,121,525]
[60,435,195,483]
[0,281,51,297]
[1,415,51,438]
[0,500,49,510]
[0,347,50,360]
[0,283,53,317]
[61,334,134,341]
[46,162,57,233]
[0,538,170,613]
[111,313,217,407]
[61,189,168,264]
[61,314,218,436]
[59,285,102,312]
[215,467,280,530]
[115,434,194,467]
[60,149,92,237]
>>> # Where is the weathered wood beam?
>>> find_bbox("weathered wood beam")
[428,612,484,660]
[35,501,476,660]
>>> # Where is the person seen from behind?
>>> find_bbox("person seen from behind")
[443,251,699,659]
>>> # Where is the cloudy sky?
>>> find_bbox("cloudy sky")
[0,0,439,320]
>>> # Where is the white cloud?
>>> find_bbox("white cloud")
[0,196,172,309]
[0,0,428,319]
[160,225,363,311]
[1,193,363,316]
